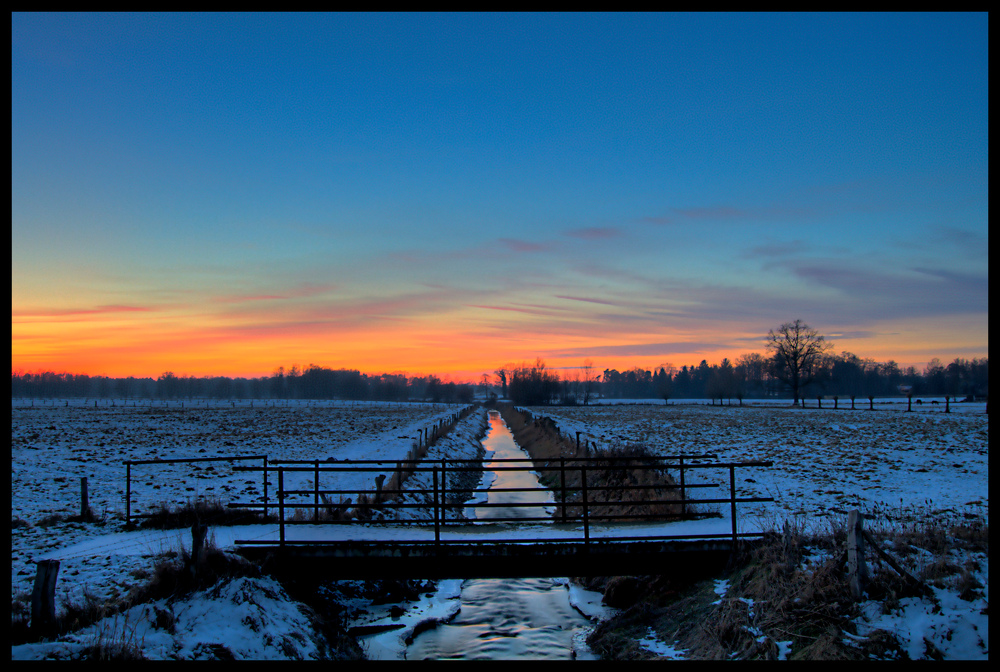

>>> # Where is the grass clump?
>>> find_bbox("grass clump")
[133,496,275,530]
[585,514,987,660]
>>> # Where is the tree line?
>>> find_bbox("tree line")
[10,364,475,404]
[569,354,987,407]
[495,321,987,407]
[10,321,988,407]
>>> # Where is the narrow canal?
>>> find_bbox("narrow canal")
[401,409,605,660]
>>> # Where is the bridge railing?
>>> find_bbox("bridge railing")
[229,455,773,548]
[123,454,269,526]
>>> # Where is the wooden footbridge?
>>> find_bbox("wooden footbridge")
[221,456,774,579]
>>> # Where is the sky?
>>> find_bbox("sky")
[12,12,989,382]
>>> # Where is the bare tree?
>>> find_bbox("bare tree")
[765,320,832,407]
[736,352,767,398]
[494,364,512,399]
[580,359,597,405]
[655,362,676,405]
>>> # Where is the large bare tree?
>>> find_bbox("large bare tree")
[765,320,832,407]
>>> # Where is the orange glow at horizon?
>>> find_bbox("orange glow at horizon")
[12,328,975,385]
[12,297,986,383]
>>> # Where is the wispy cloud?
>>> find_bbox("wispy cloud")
[779,261,988,320]
[548,341,730,358]
[564,226,622,240]
[742,240,809,258]
[467,304,569,318]
[554,295,619,306]
[673,206,749,220]
[498,238,551,253]
[12,304,154,319]
[211,283,336,304]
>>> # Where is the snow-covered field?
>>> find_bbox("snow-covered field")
[11,400,470,605]
[537,401,988,528]
[535,401,989,660]
[11,399,988,659]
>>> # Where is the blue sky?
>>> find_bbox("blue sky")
[12,12,989,379]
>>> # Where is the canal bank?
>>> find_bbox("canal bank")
[347,409,614,659]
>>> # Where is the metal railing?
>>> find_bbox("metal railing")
[228,455,773,548]
[123,454,268,526]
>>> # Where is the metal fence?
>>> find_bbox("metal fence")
[123,454,268,526]
[228,455,773,548]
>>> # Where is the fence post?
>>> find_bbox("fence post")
[848,509,869,600]
[190,522,207,577]
[433,467,440,545]
[560,457,567,523]
[678,456,686,518]
[262,456,269,518]
[782,520,795,571]
[125,462,131,526]
[314,460,320,522]
[31,559,60,636]
[278,468,285,547]
[581,465,589,545]
[729,465,737,547]
[80,477,90,519]
[440,461,447,521]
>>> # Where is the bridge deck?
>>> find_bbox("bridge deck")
[234,518,756,579]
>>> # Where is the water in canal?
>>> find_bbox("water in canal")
[401,410,605,660]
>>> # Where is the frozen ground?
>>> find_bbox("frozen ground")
[11,399,988,659]
[11,399,471,606]
[537,401,988,528]
[537,401,988,660]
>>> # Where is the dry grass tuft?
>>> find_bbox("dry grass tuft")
[586,513,986,660]
[135,496,275,530]
[495,404,701,524]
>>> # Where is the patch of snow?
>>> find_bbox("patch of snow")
[853,587,989,660]
[638,628,687,659]
[12,576,326,660]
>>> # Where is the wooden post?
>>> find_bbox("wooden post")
[190,523,208,577]
[80,477,90,519]
[847,509,869,600]
[255,457,268,518]
[374,474,386,504]
[576,431,581,456]
[782,520,794,571]
[314,461,320,522]
[581,465,589,544]
[125,462,132,526]
[32,560,60,635]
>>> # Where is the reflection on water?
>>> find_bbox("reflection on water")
[406,577,592,660]
[474,410,554,521]
[406,410,597,660]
